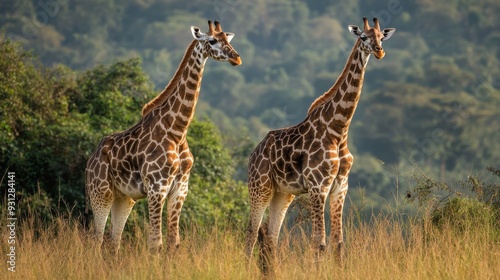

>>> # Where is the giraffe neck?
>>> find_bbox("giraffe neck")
[150,41,208,141]
[308,39,369,136]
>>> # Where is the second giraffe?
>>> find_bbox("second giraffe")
[245,17,396,269]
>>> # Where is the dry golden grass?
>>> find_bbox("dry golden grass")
[2,214,498,280]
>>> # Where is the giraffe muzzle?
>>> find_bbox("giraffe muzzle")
[374,50,385,59]
[373,46,385,59]
[229,53,242,66]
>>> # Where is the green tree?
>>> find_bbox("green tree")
[0,36,83,212]
[0,36,153,217]
[182,119,248,227]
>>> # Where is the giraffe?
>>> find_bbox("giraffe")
[85,20,242,253]
[245,18,395,269]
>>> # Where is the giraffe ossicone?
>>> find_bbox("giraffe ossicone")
[85,20,241,254]
[245,17,395,271]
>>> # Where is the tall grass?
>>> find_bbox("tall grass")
[2,211,498,280]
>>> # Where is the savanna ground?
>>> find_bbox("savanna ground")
[2,204,498,280]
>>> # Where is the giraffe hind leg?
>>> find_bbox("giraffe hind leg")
[86,137,115,251]
[89,180,114,251]
[245,178,272,260]
[257,221,272,274]
[245,193,268,259]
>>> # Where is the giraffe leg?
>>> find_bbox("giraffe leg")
[165,179,188,251]
[109,190,136,253]
[86,138,115,251]
[329,148,352,262]
[329,188,347,262]
[245,200,267,259]
[260,192,295,273]
[146,180,171,254]
[245,180,272,259]
[309,188,328,258]
[246,152,274,260]
[89,180,114,250]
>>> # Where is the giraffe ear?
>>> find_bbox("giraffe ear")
[382,28,396,41]
[348,25,363,37]
[191,26,207,40]
[225,32,235,42]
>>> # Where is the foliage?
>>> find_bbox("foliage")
[431,197,496,235]
[183,119,249,227]
[1,36,86,216]
[407,166,499,238]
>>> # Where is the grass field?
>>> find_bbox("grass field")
[2,211,498,280]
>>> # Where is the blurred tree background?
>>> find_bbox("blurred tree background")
[1,0,499,226]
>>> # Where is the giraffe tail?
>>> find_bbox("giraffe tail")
[84,149,95,217]
[84,172,89,215]
[82,165,91,231]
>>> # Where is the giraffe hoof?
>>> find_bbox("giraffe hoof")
[319,244,326,251]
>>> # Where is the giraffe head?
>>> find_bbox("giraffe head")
[190,20,242,66]
[348,17,396,59]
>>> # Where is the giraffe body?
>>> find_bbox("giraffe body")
[86,20,241,253]
[246,18,395,269]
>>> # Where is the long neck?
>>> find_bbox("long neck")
[307,39,370,136]
[149,41,208,141]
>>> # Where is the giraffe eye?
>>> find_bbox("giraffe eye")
[208,38,217,45]
[360,35,368,41]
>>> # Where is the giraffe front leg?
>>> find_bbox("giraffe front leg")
[329,187,347,262]
[329,172,350,262]
[146,178,171,254]
[166,178,188,251]
[309,188,328,258]
[329,150,352,262]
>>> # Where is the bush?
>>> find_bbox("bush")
[408,166,499,238]
[431,197,496,233]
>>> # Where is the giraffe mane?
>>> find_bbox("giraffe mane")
[142,40,198,117]
[307,39,361,115]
